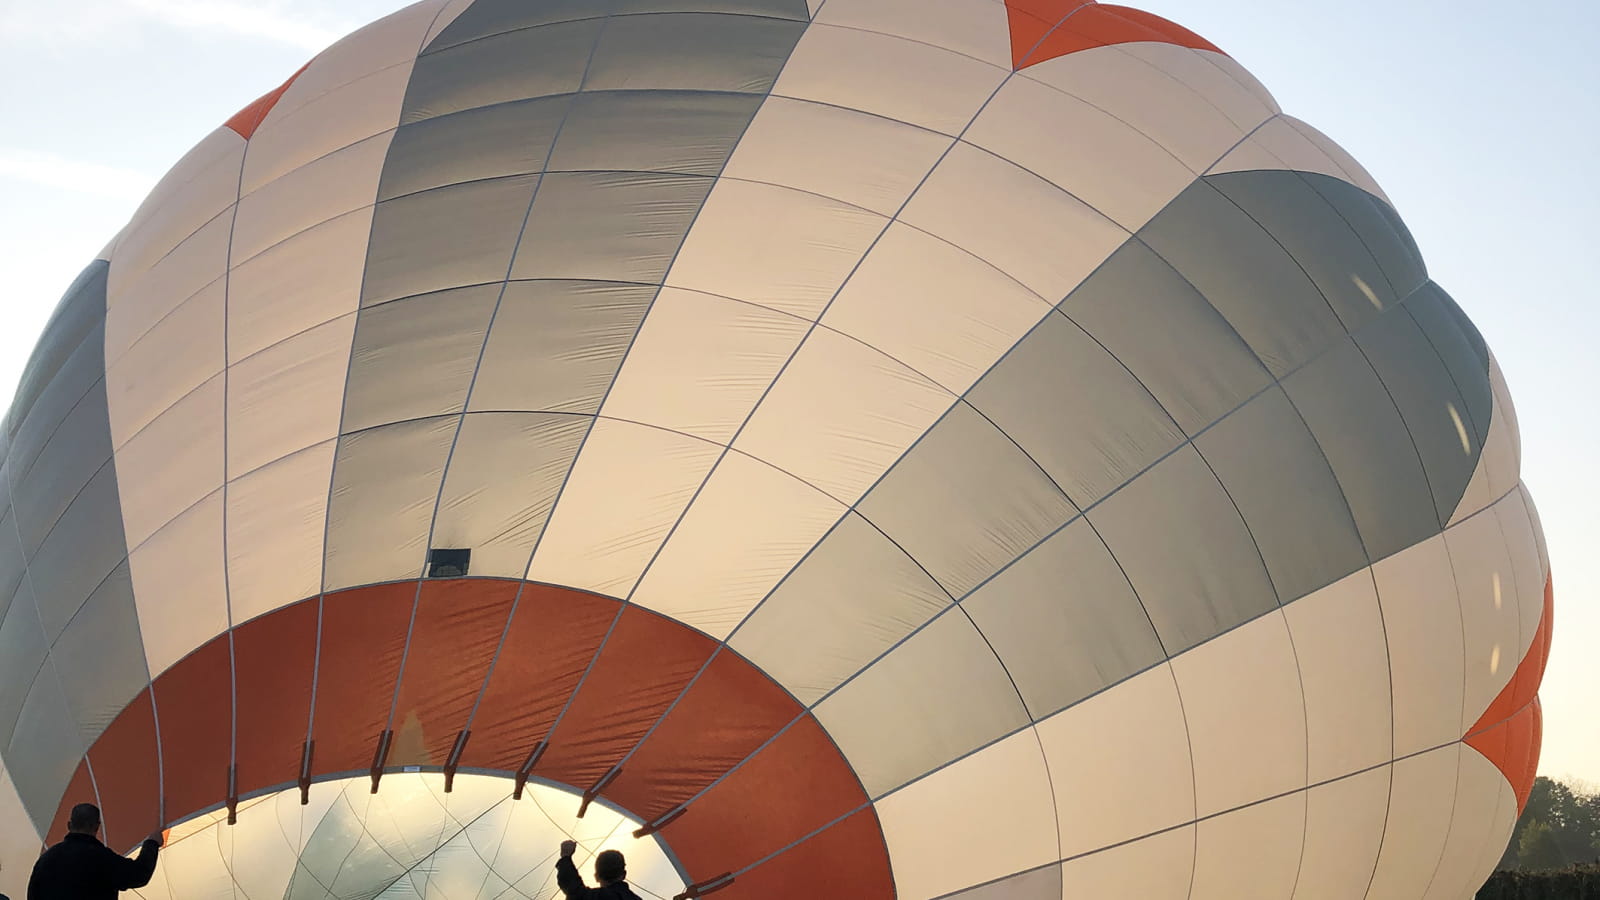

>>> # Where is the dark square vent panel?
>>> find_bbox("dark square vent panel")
[426,548,471,578]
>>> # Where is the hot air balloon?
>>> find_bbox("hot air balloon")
[0,0,1551,897]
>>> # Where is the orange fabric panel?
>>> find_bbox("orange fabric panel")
[85,689,161,853]
[387,579,518,766]
[224,62,310,139]
[234,598,318,798]
[1011,1,1223,70]
[603,648,804,824]
[45,758,99,849]
[701,808,895,900]
[153,635,231,826]
[457,585,617,772]
[1465,573,1552,764]
[534,605,718,792]
[1004,0,1091,68]
[660,714,870,881]
[310,582,416,774]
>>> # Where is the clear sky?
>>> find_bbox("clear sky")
[1,1,1595,783]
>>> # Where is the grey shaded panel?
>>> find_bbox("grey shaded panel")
[962,518,1163,720]
[5,320,107,482]
[813,609,1030,797]
[968,312,1184,509]
[324,416,458,591]
[1087,444,1277,655]
[946,864,1063,900]
[1206,169,1394,332]
[10,379,115,554]
[858,403,1077,599]
[509,172,713,284]
[584,13,806,94]
[0,507,24,615]
[0,582,48,740]
[549,90,762,176]
[1139,180,1345,376]
[431,412,591,576]
[611,0,809,16]
[730,512,952,705]
[1406,283,1492,443]
[52,561,146,746]
[378,95,571,201]
[424,0,599,52]
[28,462,129,643]
[1282,338,1439,561]
[6,665,83,832]
[362,174,540,307]
[1354,306,1478,526]
[342,285,501,434]
[6,261,107,442]
[1302,172,1428,300]
[403,19,602,124]
[1195,387,1367,605]
[1061,240,1272,436]
[470,280,655,414]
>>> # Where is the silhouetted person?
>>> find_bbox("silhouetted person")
[28,803,162,900]
[556,840,642,899]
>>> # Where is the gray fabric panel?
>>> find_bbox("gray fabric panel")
[0,582,48,740]
[378,95,570,201]
[51,561,146,746]
[967,311,1185,509]
[962,518,1164,720]
[1195,387,1367,605]
[1281,337,1439,561]
[857,402,1078,599]
[0,507,24,615]
[341,285,501,434]
[1405,283,1493,444]
[1301,172,1429,300]
[361,174,540,307]
[729,512,952,705]
[10,379,115,554]
[6,666,83,832]
[469,280,655,414]
[1206,170,1394,332]
[5,261,108,442]
[1087,444,1278,655]
[584,13,806,94]
[5,321,107,485]
[1354,304,1478,526]
[1138,180,1346,377]
[610,0,809,16]
[946,864,1064,900]
[423,0,599,53]
[814,609,1030,797]
[1061,240,1272,436]
[403,19,602,125]
[508,172,713,284]
[431,412,591,576]
[27,462,129,643]
[323,416,459,591]
[549,90,763,175]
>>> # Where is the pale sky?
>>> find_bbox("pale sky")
[1,0,1595,784]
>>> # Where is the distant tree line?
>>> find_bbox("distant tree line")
[1478,776,1600,899]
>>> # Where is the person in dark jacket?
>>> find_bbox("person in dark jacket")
[556,840,642,900]
[27,803,163,900]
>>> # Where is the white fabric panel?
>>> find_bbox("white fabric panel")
[1189,792,1305,900]
[1452,365,1519,525]
[1365,745,1460,900]
[1023,48,1247,174]
[1170,610,1307,817]
[1371,534,1466,757]
[104,211,230,366]
[227,207,371,362]
[822,222,1049,394]
[323,416,456,590]
[1445,504,1522,731]
[1490,359,1522,482]
[113,373,225,549]
[772,22,1007,136]
[1461,765,1519,900]
[216,795,300,900]
[966,73,1193,232]
[902,142,1126,302]
[271,0,448,128]
[631,451,846,637]
[1424,748,1512,900]
[226,441,334,625]
[153,820,240,900]
[106,279,225,448]
[1282,570,1393,783]
[1294,766,1390,900]
[129,489,227,678]
[1116,44,1279,130]
[721,96,949,217]
[231,131,392,264]
[226,313,355,480]
[1283,116,1391,206]
[875,729,1058,900]
[812,0,1013,69]
[734,327,955,504]
[1036,664,1195,859]
[527,418,722,598]
[1209,117,1375,203]
[1498,491,1546,661]
[665,178,888,321]
[107,128,244,295]
[601,288,810,444]
[1058,826,1195,900]
[0,764,42,893]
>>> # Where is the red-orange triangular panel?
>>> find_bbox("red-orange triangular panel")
[1006,1,1225,70]
[1464,573,1553,814]
[224,61,311,139]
